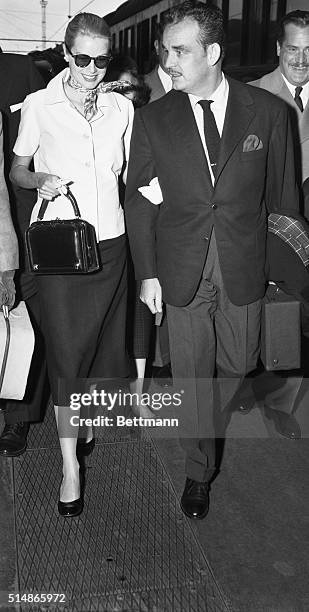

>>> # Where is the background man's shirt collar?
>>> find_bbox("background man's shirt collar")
[158,65,173,93]
[281,72,309,109]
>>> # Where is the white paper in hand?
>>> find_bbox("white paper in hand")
[138,177,163,205]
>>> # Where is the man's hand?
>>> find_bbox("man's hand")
[0,270,15,308]
[140,278,162,314]
[36,173,60,200]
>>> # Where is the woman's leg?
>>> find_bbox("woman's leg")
[54,405,80,502]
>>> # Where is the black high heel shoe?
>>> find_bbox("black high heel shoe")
[76,437,95,457]
[58,472,84,517]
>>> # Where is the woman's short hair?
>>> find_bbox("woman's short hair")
[65,12,111,50]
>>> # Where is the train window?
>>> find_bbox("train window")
[124,27,130,51]
[137,19,150,73]
[226,0,243,65]
[151,15,158,48]
[130,26,136,59]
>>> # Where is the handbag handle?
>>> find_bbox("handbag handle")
[0,306,10,395]
[37,185,81,220]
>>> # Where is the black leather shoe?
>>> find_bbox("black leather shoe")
[180,478,210,520]
[58,497,83,517]
[264,407,301,439]
[153,364,173,387]
[0,422,30,457]
[237,403,252,415]
[76,437,95,456]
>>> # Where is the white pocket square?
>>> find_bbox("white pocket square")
[138,177,163,205]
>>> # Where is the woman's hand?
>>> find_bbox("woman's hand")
[36,173,61,201]
[0,270,15,309]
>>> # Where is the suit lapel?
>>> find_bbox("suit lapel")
[166,90,213,188]
[153,68,166,99]
[300,101,309,142]
[216,78,255,181]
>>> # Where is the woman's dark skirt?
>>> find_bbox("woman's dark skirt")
[36,235,129,404]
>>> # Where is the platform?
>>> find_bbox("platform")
[0,379,309,612]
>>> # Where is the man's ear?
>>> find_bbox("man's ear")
[63,43,69,62]
[207,42,221,66]
[154,39,159,56]
[276,41,281,58]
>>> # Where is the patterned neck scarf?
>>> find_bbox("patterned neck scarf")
[67,76,132,121]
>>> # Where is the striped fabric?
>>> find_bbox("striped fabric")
[268,213,309,266]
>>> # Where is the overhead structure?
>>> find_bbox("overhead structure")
[40,0,48,49]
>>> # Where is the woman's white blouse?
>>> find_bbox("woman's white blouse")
[14,68,134,241]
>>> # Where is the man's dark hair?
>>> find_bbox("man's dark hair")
[277,10,309,46]
[161,1,225,56]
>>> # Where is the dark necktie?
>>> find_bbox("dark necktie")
[198,100,220,178]
[294,86,304,112]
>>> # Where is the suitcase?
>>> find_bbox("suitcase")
[0,301,35,400]
[260,284,301,371]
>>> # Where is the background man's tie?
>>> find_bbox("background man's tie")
[198,99,220,179]
[294,86,304,112]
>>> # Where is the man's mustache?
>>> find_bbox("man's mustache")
[290,63,309,68]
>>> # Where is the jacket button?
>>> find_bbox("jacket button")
[212,203,217,210]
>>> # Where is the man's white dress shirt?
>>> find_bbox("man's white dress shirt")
[189,74,229,185]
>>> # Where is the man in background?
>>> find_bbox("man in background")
[145,23,173,103]
[251,10,309,209]
[237,11,309,439]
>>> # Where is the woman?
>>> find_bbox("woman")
[10,13,134,517]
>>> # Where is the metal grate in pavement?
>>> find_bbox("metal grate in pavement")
[13,440,229,612]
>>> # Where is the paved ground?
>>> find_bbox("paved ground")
[0,376,308,612]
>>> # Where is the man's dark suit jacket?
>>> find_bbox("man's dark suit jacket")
[125,77,301,308]
[0,53,45,297]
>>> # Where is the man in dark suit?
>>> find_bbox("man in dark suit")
[125,1,301,520]
[0,53,47,457]
[236,10,309,438]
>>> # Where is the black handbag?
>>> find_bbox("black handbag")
[26,186,100,274]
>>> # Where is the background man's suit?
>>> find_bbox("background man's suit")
[125,77,300,481]
[251,67,309,202]
[245,67,309,425]
[0,53,47,427]
[144,66,166,103]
